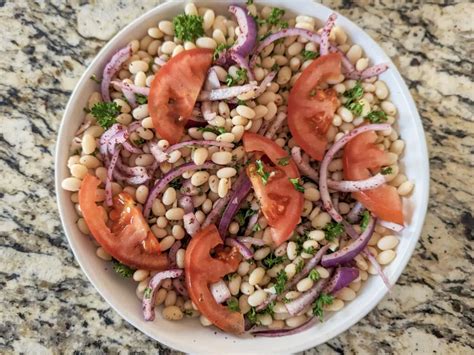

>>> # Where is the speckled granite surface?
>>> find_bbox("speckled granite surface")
[1,0,472,354]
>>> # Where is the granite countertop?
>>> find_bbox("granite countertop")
[1,0,472,354]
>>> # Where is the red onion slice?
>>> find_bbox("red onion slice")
[172,278,188,297]
[346,202,365,223]
[225,238,253,260]
[142,269,183,321]
[111,80,150,96]
[178,195,194,214]
[253,70,276,98]
[180,179,202,196]
[105,148,120,206]
[320,13,337,56]
[228,5,257,58]
[251,317,317,337]
[101,45,132,102]
[202,68,221,121]
[346,63,389,80]
[107,129,129,155]
[198,84,257,101]
[323,267,359,294]
[230,52,255,81]
[327,173,385,192]
[244,212,260,236]
[202,195,232,227]
[168,240,182,267]
[210,280,231,304]
[378,220,404,232]
[237,237,266,246]
[143,161,217,218]
[291,147,319,182]
[321,216,376,267]
[264,112,286,140]
[319,123,390,222]
[218,174,252,238]
[154,57,168,66]
[122,141,143,154]
[285,277,331,316]
[183,212,200,237]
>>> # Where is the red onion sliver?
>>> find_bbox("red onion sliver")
[230,52,255,82]
[237,237,266,246]
[183,212,200,237]
[291,147,319,182]
[210,280,231,304]
[244,212,260,236]
[320,13,337,56]
[172,278,188,297]
[105,148,120,206]
[327,173,386,192]
[101,45,132,102]
[178,196,194,215]
[168,240,182,267]
[346,63,390,80]
[154,56,167,66]
[253,70,276,98]
[228,5,257,58]
[319,123,390,222]
[202,68,221,121]
[264,112,286,140]
[347,202,365,223]
[180,179,201,196]
[285,277,331,316]
[321,216,376,267]
[122,141,143,154]
[111,80,150,96]
[378,220,404,232]
[142,269,183,321]
[143,161,217,218]
[198,84,257,101]
[324,267,359,294]
[202,195,231,227]
[225,238,253,260]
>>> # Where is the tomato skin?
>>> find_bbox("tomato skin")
[288,53,342,161]
[343,131,404,224]
[79,175,168,270]
[184,224,244,334]
[149,48,213,145]
[246,163,304,246]
[242,132,299,179]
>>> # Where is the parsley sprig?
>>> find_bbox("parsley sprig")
[289,178,305,192]
[173,14,204,41]
[226,298,240,312]
[112,260,135,278]
[312,293,334,321]
[323,222,344,242]
[365,110,388,123]
[262,253,287,268]
[302,50,319,61]
[381,166,393,175]
[197,126,227,135]
[91,102,121,129]
[226,68,247,86]
[343,81,364,116]
[255,160,270,185]
[274,270,288,294]
[360,210,370,231]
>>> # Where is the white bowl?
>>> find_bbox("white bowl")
[55,0,429,353]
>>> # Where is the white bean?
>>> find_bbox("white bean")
[249,267,265,285]
[196,37,217,49]
[376,250,396,265]
[162,306,183,320]
[211,151,232,165]
[165,208,184,220]
[398,181,414,196]
[217,167,236,179]
[159,236,176,251]
[248,290,267,307]
[62,177,81,192]
[135,185,149,204]
[162,187,177,205]
[191,171,210,187]
[296,278,314,292]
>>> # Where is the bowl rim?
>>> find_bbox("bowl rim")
[55,0,430,353]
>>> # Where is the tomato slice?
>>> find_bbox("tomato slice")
[343,131,404,224]
[288,53,342,161]
[242,132,299,179]
[79,174,168,270]
[184,224,244,334]
[246,162,304,246]
[149,48,213,145]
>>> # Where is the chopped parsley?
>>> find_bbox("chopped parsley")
[169,177,183,190]
[343,81,364,116]
[271,63,280,72]
[274,270,288,294]
[183,309,194,316]
[302,246,316,255]
[135,94,148,105]
[381,166,393,175]
[90,102,121,129]
[365,110,388,123]
[262,253,287,268]
[235,208,257,227]
[237,99,247,106]
[360,210,370,231]
[226,298,240,312]
[197,126,227,135]
[112,260,135,278]
[246,0,253,4]
[267,8,288,28]
[302,50,318,61]
[90,74,101,84]
[252,223,262,232]
[247,307,259,325]
[226,68,247,86]
[277,156,290,166]
[143,287,152,299]
[260,301,275,317]
[173,14,204,41]
[213,43,229,60]
[312,293,334,321]
[293,233,308,255]
[289,178,305,192]
[309,269,320,281]
[133,137,146,146]
[255,159,270,185]
[323,222,344,242]
[295,259,305,273]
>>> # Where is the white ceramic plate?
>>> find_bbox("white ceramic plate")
[55,0,429,353]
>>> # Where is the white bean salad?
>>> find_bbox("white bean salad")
[62,1,414,336]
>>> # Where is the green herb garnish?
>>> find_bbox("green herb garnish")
[309,269,320,281]
[255,159,270,185]
[295,260,305,273]
[246,0,253,4]
[135,94,148,105]
[197,126,227,135]
[235,208,257,227]
[169,177,183,190]
[360,210,370,231]
[289,178,305,192]
[302,246,316,255]
[143,287,152,299]
[365,110,387,123]
[343,81,364,116]
[346,101,364,116]
[90,74,101,84]
[274,270,288,294]
[213,43,229,60]
[312,293,334,321]
[381,166,393,175]
[267,8,286,26]
[252,223,262,232]
[91,102,121,129]
[227,298,240,312]
[173,14,204,41]
[277,156,290,166]
[226,68,247,86]
[247,307,259,325]
[262,253,287,268]
[133,137,146,146]
[323,222,344,242]
[302,50,318,61]
[112,260,134,278]
[271,63,280,72]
